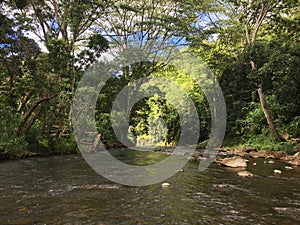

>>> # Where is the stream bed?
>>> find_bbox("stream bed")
[1,149,300,224]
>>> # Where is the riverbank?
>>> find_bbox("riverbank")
[1,142,300,167]
[0,141,126,160]
[151,144,300,167]
[216,146,300,167]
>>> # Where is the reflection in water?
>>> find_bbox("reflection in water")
[0,149,300,224]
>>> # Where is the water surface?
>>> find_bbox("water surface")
[1,149,300,224]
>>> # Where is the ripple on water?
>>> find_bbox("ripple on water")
[273,207,300,221]
[1,153,300,225]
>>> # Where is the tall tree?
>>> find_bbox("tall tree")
[197,0,299,141]
[232,0,299,141]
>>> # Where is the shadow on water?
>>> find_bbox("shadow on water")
[0,149,300,224]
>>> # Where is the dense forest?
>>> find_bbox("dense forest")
[0,0,299,159]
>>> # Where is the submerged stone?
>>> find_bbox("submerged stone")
[161,183,170,188]
[285,166,294,170]
[274,169,282,175]
[237,171,253,177]
[218,156,247,168]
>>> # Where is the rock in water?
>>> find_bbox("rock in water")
[218,156,247,168]
[285,166,293,170]
[237,171,253,177]
[161,183,170,188]
[249,150,267,159]
[274,169,282,175]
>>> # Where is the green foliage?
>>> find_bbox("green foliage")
[49,135,77,155]
[76,34,109,69]
[24,119,48,150]
[238,133,295,153]
[46,39,70,75]
[96,113,119,146]
[132,95,177,146]
[0,0,299,159]
[0,109,27,158]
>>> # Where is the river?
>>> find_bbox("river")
[1,149,300,224]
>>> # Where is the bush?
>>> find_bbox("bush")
[49,135,78,154]
[0,110,27,159]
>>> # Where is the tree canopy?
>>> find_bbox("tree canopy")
[0,0,299,158]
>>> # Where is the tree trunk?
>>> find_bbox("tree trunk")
[257,84,283,141]
[24,104,44,136]
[15,94,57,136]
[213,75,217,124]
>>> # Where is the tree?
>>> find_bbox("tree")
[189,0,300,145]
[89,0,208,146]
[200,0,299,141]
[235,0,299,141]
[234,0,284,141]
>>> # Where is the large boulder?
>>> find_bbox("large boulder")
[218,156,247,168]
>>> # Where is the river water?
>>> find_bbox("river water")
[1,149,300,224]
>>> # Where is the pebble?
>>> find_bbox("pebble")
[161,183,170,188]
[274,169,282,175]
[213,184,230,188]
[237,171,253,177]
[19,207,28,212]
[197,156,207,161]
[285,166,293,170]
[187,156,196,161]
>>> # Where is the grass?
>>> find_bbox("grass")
[223,135,297,154]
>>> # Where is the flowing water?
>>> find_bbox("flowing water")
[1,149,300,224]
